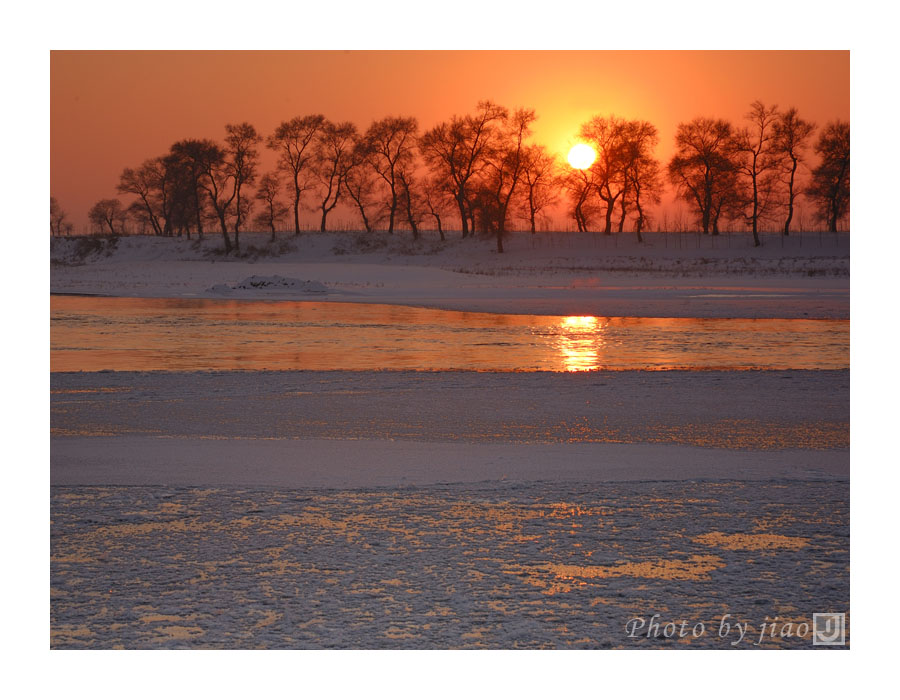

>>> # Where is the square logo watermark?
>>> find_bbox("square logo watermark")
[813,613,846,646]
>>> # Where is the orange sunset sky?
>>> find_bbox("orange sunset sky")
[50,50,849,230]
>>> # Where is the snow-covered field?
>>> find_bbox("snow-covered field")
[50,231,849,318]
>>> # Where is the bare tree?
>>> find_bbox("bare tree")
[563,166,600,233]
[668,117,737,234]
[731,101,781,246]
[807,120,850,232]
[312,121,357,232]
[579,115,630,234]
[167,140,219,238]
[420,100,508,238]
[225,122,262,248]
[519,145,559,234]
[343,142,381,233]
[253,172,290,240]
[117,158,167,236]
[267,115,326,235]
[187,139,236,252]
[421,176,453,241]
[397,168,426,239]
[773,108,817,235]
[360,116,419,233]
[88,198,127,235]
[475,108,536,252]
[50,196,67,236]
[620,120,663,242]
[126,200,154,234]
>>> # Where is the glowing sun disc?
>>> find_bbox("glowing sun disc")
[568,143,596,170]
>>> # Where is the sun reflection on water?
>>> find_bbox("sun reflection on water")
[558,316,604,372]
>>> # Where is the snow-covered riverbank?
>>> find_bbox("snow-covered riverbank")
[50,231,850,318]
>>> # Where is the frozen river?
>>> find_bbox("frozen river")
[49,293,850,649]
[51,296,849,372]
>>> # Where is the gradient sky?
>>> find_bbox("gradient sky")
[50,50,849,230]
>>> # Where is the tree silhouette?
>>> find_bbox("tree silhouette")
[477,108,536,252]
[668,118,737,235]
[519,145,559,234]
[579,115,630,234]
[126,199,156,234]
[343,142,381,233]
[167,140,218,239]
[267,115,326,235]
[182,138,235,252]
[620,120,663,241]
[732,101,781,246]
[772,108,816,236]
[253,172,290,240]
[420,100,508,238]
[88,198,126,234]
[312,121,357,232]
[117,158,167,236]
[807,120,850,232]
[421,176,453,240]
[397,168,426,239]
[90,98,850,240]
[360,116,419,234]
[50,196,68,236]
[224,122,262,248]
[563,165,599,233]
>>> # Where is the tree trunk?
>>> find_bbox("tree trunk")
[214,209,233,253]
[432,213,444,241]
[388,184,397,234]
[293,186,301,235]
[354,200,372,233]
[784,157,798,235]
[751,176,759,238]
[404,195,418,240]
[635,203,644,243]
[603,198,614,234]
[456,193,468,238]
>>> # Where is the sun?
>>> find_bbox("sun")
[567,143,596,170]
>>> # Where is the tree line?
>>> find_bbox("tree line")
[51,100,850,252]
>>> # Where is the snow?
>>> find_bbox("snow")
[50,369,849,451]
[50,364,850,648]
[51,368,849,487]
[49,232,850,648]
[51,231,849,318]
[51,479,848,648]
[50,437,848,489]
[207,275,331,297]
